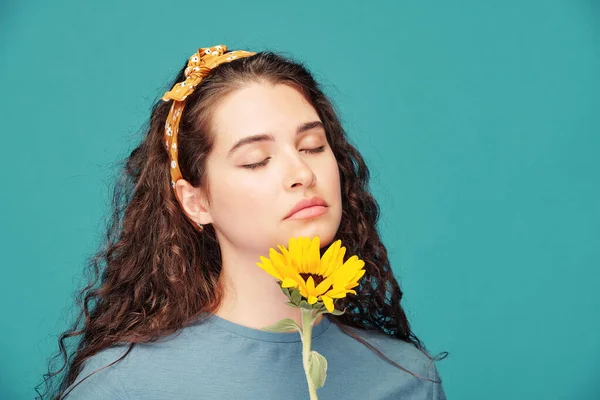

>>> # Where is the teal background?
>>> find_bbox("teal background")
[1,1,598,399]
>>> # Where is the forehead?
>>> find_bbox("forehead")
[210,82,320,148]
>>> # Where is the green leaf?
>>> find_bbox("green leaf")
[308,350,328,389]
[329,308,346,316]
[298,300,313,309]
[261,318,301,333]
[285,301,300,308]
[290,288,302,305]
[280,286,291,298]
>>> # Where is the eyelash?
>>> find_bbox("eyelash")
[242,146,326,170]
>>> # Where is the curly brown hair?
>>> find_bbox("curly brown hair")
[37,50,447,399]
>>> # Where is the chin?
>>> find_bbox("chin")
[284,223,339,248]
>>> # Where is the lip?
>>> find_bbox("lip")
[284,196,328,220]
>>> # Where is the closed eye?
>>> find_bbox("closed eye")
[242,158,271,169]
[241,146,326,170]
[302,145,326,154]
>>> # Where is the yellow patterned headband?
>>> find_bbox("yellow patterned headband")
[162,45,256,231]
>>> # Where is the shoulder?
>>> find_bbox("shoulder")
[348,326,444,381]
[63,346,132,399]
[350,328,434,373]
[347,327,446,398]
[63,320,221,399]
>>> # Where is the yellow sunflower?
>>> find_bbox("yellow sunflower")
[256,236,366,313]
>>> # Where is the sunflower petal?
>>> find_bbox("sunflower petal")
[278,244,290,260]
[307,295,318,304]
[281,277,300,288]
[268,246,307,286]
[293,237,310,273]
[331,256,364,287]
[298,284,309,298]
[287,237,299,269]
[319,240,340,276]
[326,286,352,299]
[256,257,283,281]
[345,281,360,290]
[270,248,288,271]
[298,237,306,269]
[306,275,316,296]
[334,246,347,269]
[308,236,321,274]
[324,245,347,278]
[329,291,350,299]
[301,237,312,273]
[321,295,334,312]
[349,269,366,284]
[314,276,333,296]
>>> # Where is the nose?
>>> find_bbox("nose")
[285,153,317,190]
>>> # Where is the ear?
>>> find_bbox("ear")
[174,179,213,226]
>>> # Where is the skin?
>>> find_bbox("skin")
[176,82,343,330]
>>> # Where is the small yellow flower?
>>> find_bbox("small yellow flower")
[256,237,366,313]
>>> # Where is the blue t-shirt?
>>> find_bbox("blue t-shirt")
[64,314,446,399]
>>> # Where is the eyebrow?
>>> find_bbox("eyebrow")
[226,121,325,157]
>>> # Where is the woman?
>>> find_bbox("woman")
[38,45,447,399]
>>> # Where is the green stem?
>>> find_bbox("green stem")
[301,308,318,400]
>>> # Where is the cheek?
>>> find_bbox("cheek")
[323,153,341,190]
[209,171,275,220]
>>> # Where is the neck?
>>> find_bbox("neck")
[213,244,323,330]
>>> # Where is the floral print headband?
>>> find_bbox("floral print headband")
[161,45,256,231]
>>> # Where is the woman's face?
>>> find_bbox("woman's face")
[198,82,342,255]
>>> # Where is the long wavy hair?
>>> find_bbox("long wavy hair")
[37,50,447,399]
